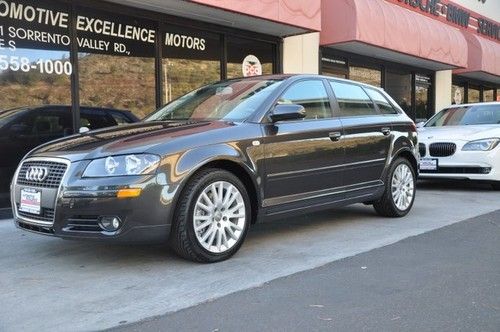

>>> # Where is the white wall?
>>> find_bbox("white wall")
[435,70,453,113]
[283,32,320,74]
[453,0,500,22]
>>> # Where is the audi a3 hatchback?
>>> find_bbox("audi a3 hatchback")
[11,75,419,262]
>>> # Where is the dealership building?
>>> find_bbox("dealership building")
[0,0,499,207]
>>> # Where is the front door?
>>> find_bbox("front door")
[262,79,345,212]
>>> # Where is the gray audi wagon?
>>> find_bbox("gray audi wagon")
[11,75,419,262]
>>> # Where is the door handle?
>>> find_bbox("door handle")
[329,132,342,142]
[381,127,391,136]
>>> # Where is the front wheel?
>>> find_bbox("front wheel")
[374,158,416,217]
[169,168,251,263]
[492,182,500,191]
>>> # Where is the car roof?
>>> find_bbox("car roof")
[12,105,132,113]
[228,74,386,92]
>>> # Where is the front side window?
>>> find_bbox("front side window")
[145,78,283,122]
[330,81,377,117]
[278,80,332,120]
[426,105,500,127]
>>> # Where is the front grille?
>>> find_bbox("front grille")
[429,143,456,157]
[17,220,54,235]
[17,160,68,188]
[419,143,426,157]
[421,167,491,174]
[16,204,55,223]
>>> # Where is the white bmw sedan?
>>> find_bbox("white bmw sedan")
[417,102,500,190]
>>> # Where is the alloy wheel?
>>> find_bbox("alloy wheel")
[391,164,415,211]
[193,181,246,253]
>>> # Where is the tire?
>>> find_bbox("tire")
[169,168,251,263]
[373,158,416,218]
[492,182,500,191]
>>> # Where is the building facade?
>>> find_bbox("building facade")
[0,0,498,206]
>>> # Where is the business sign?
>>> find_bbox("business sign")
[242,55,262,77]
[389,0,499,41]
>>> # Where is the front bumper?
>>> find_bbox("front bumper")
[418,141,500,182]
[11,157,175,243]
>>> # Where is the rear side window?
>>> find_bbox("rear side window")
[365,88,398,114]
[278,80,332,120]
[329,81,377,117]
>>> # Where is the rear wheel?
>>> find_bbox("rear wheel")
[169,168,250,263]
[374,158,416,217]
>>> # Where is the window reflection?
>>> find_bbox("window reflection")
[227,37,274,79]
[77,7,156,119]
[162,25,221,104]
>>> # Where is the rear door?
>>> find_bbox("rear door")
[262,79,345,212]
[328,80,392,192]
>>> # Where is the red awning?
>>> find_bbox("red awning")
[321,0,468,70]
[454,32,500,84]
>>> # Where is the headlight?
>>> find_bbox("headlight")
[83,154,161,177]
[462,138,500,151]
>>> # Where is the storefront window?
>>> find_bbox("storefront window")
[321,56,348,79]
[0,0,72,109]
[415,74,431,122]
[227,36,274,79]
[385,70,412,118]
[468,86,480,103]
[162,25,220,103]
[77,7,156,119]
[483,89,494,102]
[0,0,72,206]
[452,85,465,105]
[349,66,381,87]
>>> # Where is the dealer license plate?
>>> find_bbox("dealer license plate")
[420,158,438,171]
[19,188,42,215]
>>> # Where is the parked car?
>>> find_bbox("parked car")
[10,75,418,262]
[0,105,139,198]
[417,102,500,189]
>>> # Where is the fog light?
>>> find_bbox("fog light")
[98,216,121,232]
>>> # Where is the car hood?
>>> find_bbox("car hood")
[417,125,500,142]
[29,121,235,162]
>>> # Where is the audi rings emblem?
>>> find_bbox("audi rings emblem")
[25,166,49,182]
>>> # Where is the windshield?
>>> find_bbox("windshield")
[144,78,284,123]
[425,104,500,127]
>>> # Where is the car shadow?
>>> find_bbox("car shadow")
[417,179,495,192]
[23,204,380,266]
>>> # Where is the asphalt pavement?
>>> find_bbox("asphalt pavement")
[0,181,499,331]
[115,209,500,332]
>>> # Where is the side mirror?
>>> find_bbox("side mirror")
[79,126,90,134]
[416,122,425,128]
[270,104,306,122]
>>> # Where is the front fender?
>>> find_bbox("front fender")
[165,142,263,223]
